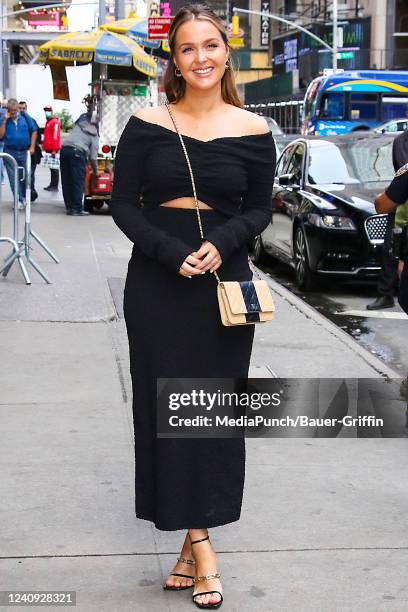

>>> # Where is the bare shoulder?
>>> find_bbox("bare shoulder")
[132,105,166,123]
[231,107,270,135]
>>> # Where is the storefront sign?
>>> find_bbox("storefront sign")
[28,10,67,31]
[260,1,270,47]
[273,17,371,74]
[50,63,69,101]
[148,17,172,39]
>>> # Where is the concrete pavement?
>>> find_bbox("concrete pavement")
[0,168,407,612]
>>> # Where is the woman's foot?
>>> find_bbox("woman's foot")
[190,530,223,608]
[163,532,195,590]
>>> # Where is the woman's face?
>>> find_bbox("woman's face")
[173,18,229,91]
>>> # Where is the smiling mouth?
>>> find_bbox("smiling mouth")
[192,67,214,76]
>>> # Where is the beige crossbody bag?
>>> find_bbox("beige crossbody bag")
[165,101,275,327]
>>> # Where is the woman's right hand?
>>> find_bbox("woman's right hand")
[178,253,206,278]
[398,259,405,279]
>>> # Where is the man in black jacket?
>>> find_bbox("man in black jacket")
[375,161,408,314]
[60,109,99,216]
[366,131,408,310]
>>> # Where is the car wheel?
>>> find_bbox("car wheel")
[294,227,318,291]
[84,197,93,213]
[250,235,269,265]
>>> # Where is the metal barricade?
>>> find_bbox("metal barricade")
[246,100,304,134]
[0,151,60,284]
[0,153,28,281]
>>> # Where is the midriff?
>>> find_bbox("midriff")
[159,197,214,210]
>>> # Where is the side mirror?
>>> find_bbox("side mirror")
[279,173,300,189]
[278,173,294,186]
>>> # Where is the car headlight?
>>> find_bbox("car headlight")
[308,213,356,230]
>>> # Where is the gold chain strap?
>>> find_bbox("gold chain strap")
[164,101,262,283]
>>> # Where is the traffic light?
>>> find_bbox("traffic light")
[228,3,239,35]
[232,15,239,36]
[228,3,235,24]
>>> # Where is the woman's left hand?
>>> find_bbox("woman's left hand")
[191,240,222,273]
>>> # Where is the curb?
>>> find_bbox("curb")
[258,268,401,380]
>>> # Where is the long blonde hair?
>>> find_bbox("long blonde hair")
[163,3,243,108]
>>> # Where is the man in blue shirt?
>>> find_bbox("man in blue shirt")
[19,100,41,202]
[0,103,6,185]
[0,98,37,207]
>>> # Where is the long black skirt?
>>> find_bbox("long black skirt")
[123,207,255,531]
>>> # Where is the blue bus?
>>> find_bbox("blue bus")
[301,70,408,136]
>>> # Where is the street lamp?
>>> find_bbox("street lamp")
[331,0,338,71]
[235,7,339,71]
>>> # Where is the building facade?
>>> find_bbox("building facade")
[269,0,408,75]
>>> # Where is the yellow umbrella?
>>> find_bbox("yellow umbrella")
[100,17,145,35]
[101,17,169,55]
[39,29,157,78]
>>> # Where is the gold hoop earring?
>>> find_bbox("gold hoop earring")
[225,59,230,69]
[175,67,182,77]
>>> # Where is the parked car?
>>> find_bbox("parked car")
[373,119,408,134]
[274,133,299,155]
[251,133,396,290]
[260,115,287,158]
[263,116,283,135]
[260,115,300,154]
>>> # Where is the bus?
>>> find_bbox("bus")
[301,70,408,136]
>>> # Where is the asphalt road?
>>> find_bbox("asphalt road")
[258,257,408,377]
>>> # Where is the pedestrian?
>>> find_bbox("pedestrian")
[366,131,408,310]
[18,101,41,203]
[390,129,408,314]
[375,159,408,428]
[0,103,6,185]
[110,4,276,609]
[398,226,408,314]
[0,98,37,208]
[375,161,408,313]
[59,107,99,216]
[42,105,61,191]
[366,211,397,310]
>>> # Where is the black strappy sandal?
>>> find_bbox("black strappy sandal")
[190,535,223,610]
[163,555,196,591]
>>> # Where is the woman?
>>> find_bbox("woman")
[110,4,276,609]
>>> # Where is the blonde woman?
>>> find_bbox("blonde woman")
[110,4,276,609]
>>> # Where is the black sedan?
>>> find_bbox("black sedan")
[252,133,396,290]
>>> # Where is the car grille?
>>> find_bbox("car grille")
[364,215,388,244]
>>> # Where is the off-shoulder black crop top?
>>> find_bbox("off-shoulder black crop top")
[110,114,277,273]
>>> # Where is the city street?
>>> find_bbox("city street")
[1,1,408,610]
[258,258,408,377]
[1,166,408,611]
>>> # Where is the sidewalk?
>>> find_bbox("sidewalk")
[0,174,407,611]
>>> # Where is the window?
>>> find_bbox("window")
[385,121,399,133]
[303,79,320,121]
[350,93,378,121]
[319,93,345,120]
[397,120,408,131]
[382,96,408,121]
[276,144,294,176]
[306,139,394,186]
[286,144,305,185]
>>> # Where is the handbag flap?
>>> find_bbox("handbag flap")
[220,281,275,315]
[254,280,275,312]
